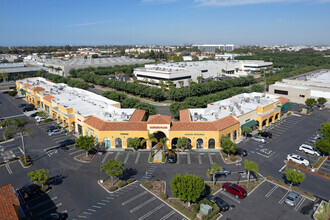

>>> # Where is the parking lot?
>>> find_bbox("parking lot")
[220,180,315,219]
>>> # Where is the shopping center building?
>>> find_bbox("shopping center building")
[16,77,290,150]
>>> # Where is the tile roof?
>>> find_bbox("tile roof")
[23,83,32,89]
[31,86,45,92]
[276,97,290,105]
[170,115,239,131]
[43,94,55,103]
[84,116,147,131]
[179,109,191,122]
[129,109,146,122]
[147,114,172,124]
[0,184,20,220]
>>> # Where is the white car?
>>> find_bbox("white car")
[35,116,46,123]
[299,144,320,156]
[287,154,309,166]
[251,136,266,143]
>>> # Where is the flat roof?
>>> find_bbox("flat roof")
[189,92,281,121]
[18,77,136,122]
[272,82,309,90]
[288,69,330,85]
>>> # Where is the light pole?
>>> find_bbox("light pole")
[236,163,241,184]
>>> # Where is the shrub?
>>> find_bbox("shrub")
[8,90,18,96]
[298,108,302,112]
[3,130,13,140]
[170,200,196,219]
[127,178,136,184]
[287,112,292,116]
[199,198,213,206]
[142,181,153,190]
[109,186,118,192]
[230,154,236,162]
[118,180,128,188]
[8,157,19,162]
[159,193,168,200]
[220,150,228,158]
[192,203,200,213]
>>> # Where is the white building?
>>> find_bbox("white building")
[193,44,235,52]
[133,60,272,87]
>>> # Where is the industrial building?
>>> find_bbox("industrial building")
[268,69,330,104]
[192,44,235,52]
[0,63,42,80]
[17,77,289,150]
[133,60,273,87]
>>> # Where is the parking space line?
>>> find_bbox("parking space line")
[279,165,286,172]
[68,149,84,155]
[102,199,110,203]
[208,153,213,164]
[265,185,278,197]
[279,191,289,204]
[198,154,202,164]
[83,212,91,215]
[18,147,24,154]
[294,197,306,211]
[77,215,87,219]
[5,163,12,174]
[87,209,96,212]
[187,153,191,164]
[130,197,156,213]
[115,152,120,160]
[97,202,106,206]
[124,153,130,164]
[138,203,165,220]
[160,210,176,220]
[92,205,101,209]
[135,152,140,164]
[52,135,67,141]
[122,191,148,205]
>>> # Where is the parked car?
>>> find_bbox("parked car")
[299,144,321,156]
[285,191,301,206]
[48,129,64,136]
[46,212,68,220]
[30,112,40,117]
[18,103,28,108]
[35,116,46,123]
[251,136,266,143]
[2,91,9,94]
[287,154,309,166]
[45,125,60,132]
[207,195,229,212]
[236,147,248,157]
[59,139,75,147]
[259,131,272,138]
[222,182,247,199]
[167,151,177,163]
[210,168,231,176]
[19,183,41,201]
[22,105,35,112]
[89,85,95,88]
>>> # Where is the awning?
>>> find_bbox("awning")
[19,88,26,95]
[241,120,258,129]
[281,102,291,112]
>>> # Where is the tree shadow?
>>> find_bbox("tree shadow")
[47,175,67,186]
[119,168,137,181]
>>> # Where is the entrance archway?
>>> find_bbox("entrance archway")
[275,113,279,120]
[262,119,267,127]
[208,139,215,149]
[269,116,274,124]
[171,138,178,149]
[153,131,166,142]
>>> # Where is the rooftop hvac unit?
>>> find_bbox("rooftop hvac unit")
[245,97,250,102]
[262,93,266,97]
[240,110,244,114]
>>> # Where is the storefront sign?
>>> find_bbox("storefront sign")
[149,126,168,129]
[120,133,129,135]
[77,118,81,122]
[88,127,94,132]
[184,133,205,136]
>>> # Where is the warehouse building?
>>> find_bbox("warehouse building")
[17,78,289,150]
[133,60,272,87]
[269,69,330,104]
[192,44,235,52]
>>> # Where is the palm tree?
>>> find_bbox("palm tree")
[0,118,10,129]
[1,72,8,82]
[159,137,169,150]
[206,163,223,186]
[6,118,33,164]
[141,133,157,150]
[54,67,62,73]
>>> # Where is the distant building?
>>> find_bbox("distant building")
[215,54,240,60]
[268,69,330,104]
[134,60,272,87]
[193,44,235,52]
[0,63,42,80]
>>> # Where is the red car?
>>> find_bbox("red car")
[222,182,247,199]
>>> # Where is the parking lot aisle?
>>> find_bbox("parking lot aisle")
[219,190,241,204]
[68,149,84,156]
[198,153,202,164]
[135,152,140,164]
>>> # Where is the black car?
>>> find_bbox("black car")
[167,151,177,163]
[18,103,28,108]
[23,106,35,112]
[2,91,9,94]
[19,183,41,201]
[45,125,60,132]
[236,147,248,157]
[89,85,95,88]
[30,112,40,117]
[259,131,272,138]
[207,196,229,212]
[59,139,75,147]
[46,212,68,220]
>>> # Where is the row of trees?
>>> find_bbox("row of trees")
[46,73,89,90]
[102,91,156,115]
[168,76,255,101]
[69,64,145,77]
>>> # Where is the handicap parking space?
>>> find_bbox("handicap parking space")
[0,144,24,163]
[221,180,314,220]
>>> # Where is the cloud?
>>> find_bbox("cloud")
[66,21,106,28]
[194,0,326,7]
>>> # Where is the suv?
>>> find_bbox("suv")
[48,129,64,137]
[45,125,60,132]
[299,144,321,156]
[22,105,35,112]
[287,154,309,166]
[207,195,229,212]
[19,183,41,201]
[259,131,272,138]
[251,136,266,143]
[222,182,247,199]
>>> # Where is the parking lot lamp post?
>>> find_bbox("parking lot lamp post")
[236,163,241,184]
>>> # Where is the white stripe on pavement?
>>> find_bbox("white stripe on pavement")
[5,164,12,174]
[160,210,176,220]
[122,191,148,205]
[87,209,96,212]
[265,185,278,198]
[279,165,287,172]
[294,197,306,211]
[102,152,111,163]
[279,191,289,204]
[68,149,84,155]
[208,153,213,164]
[114,152,120,160]
[124,153,130,164]
[138,204,165,220]
[135,152,140,164]
[130,197,156,213]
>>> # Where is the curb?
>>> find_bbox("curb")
[140,183,190,220]
[97,179,137,194]
[219,150,242,165]
[286,162,330,181]
[18,158,32,169]
[312,200,328,220]
[73,153,96,163]
[315,156,328,171]
[0,138,15,144]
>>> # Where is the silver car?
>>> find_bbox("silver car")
[251,136,266,143]
[285,191,301,206]
[48,129,64,137]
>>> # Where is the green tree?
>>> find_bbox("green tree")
[241,126,252,137]
[206,163,224,186]
[160,137,169,150]
[244,160,259,187]
[177,137,190,150]
[100,159,124,186]
[36,111,47,117]
[250,84,265,92]
[159,80,167,91]
[74,135,95,157]
[54,67,62,73]
[305,98,317,109]
[319,122,330,140]
[91,54,99,59]
[197,76,203,84]
[284,167,306,188]
[127,137,142,150]
[315,139,330,154]
[221,135,237,158]
[141,133,157,149]
[28,169,49,187]
[5,118,33,164]
[317,97,327,105]
[1,72,9,82]
[0,118,10,129]
[170,174,205,204]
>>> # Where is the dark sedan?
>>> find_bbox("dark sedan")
[207,195,230,212]
[259,131,272,138]
[59,139,75,147]
[45,125,60,132]
[167,151,177,163]
[18,103,28,108]
[236,147,248,157]
[19,183,41,201]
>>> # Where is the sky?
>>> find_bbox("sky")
[1,0,330,46]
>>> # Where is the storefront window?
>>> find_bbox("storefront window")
[115,138,122,148]
[104,138,111,148]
